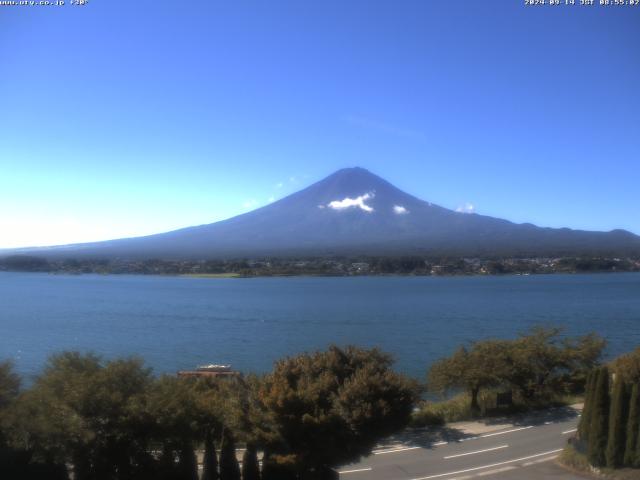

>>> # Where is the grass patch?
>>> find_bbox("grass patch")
[410,393,478,427]
[559,444,591,471]
[559,444,640,479]
[182,273,242,278]
[410,391,583,428]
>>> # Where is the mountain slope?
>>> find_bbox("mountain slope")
[5,167,640,259]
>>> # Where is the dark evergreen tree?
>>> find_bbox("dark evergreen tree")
[260,453,296,480]
[624,383,640,467]
[635,402,640,468]
[178,444,199,480]
[72,448,93,480]
[202,431,219,480]
[219,431,241,480]
[241,444,260,480]
[588,367,610,467]
[131,450,159,480]
[157,447,178,480]
[606,378,628,468]
[578,369,596,443]
[260,452,275,480]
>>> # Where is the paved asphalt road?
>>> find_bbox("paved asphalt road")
[338,410,587,480]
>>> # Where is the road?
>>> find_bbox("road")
[339,407,587,480]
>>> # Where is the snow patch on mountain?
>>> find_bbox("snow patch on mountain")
[393,205,408,215]
[327,193,374,212]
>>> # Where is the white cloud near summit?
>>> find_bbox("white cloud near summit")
[393,205,408,215]
[327,193,374,212]
[456,202,475,214]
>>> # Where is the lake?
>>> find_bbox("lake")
[1,272,639,381]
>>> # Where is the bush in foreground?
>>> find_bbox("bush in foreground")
[428,328,605,418]
[259,346,420,478]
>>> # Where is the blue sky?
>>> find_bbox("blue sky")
[1,0,638,248]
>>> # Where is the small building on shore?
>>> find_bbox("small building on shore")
[177,364,240,379]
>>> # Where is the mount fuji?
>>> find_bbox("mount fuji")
[5,167,640,259]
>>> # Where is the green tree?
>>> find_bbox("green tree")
[0,361,28,479]
[260,345,418,478]
[611,347,640,383]
[2,352,154,480]
[562,333,606,391]
[2,384,76,479]
[503,327,569,400]
[495,328,604,401]
[429,328,605,416]
[241,444,260,480]
[0,361,20,410]
[233,374,279,461]
[606,377,628,468]
[145,376,202,480]
[588,367,610,468]
[624,383,640,467]
[428,341,507,416]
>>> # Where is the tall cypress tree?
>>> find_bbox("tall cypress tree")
[241,444,260,480]
[635,404,640,468]
[606,377,628,468]
[579,369,596,444]
[260,452,275,480]
[157,446,177,480]
[219,432,241,480]
[178,443,199,480]
[202,430,219,480]
[588,367,610,468]
[624,383,640,467]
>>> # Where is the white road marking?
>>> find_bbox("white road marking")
[373,446,421,455]
[476,466,516,476]
[409,448,564,480]
[562,428,577,435]
[376,421,574,451]
[521,455,559,466]
[458,426,534,443]
[444,445,509,460]
[442,424,542,447]
[478,426,534,438]
[338,467,373,474]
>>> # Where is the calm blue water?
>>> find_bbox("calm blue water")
[1,272,639,381]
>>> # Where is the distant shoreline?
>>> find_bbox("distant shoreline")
[1,254,639,278]
[2,270,639,281]
[181,272,242,279]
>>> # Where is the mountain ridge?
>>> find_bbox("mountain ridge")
[4,167,640,259]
